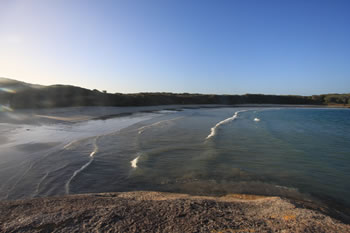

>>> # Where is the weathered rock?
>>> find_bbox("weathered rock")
[0,192,349,233]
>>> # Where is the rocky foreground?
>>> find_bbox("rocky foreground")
[0,192,349,233]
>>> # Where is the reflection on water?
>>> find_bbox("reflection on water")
[0,107,350,214]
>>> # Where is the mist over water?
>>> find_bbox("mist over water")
[0,107,350,212]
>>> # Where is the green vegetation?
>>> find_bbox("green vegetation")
[0,78,349,109]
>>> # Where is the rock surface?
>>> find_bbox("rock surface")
[0,191,349,233]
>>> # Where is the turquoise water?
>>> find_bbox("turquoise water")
[1,107,350,213]
[68,108,350,207]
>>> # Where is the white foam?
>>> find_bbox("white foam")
[90,138,99,157]
[138,117,183,134]
[131,155,140,168]
[254,118,260,122]
[156,110,178,114]
[206,110,247,140]
[65,136,99,194]
[65,159,94,194]
[63,140,78,150]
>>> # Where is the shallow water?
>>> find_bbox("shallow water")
[0,107,349,211]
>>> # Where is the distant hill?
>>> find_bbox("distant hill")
[0,77,349,109]
[0,77,43,91]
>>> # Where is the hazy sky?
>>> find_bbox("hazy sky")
[1,0,349,95]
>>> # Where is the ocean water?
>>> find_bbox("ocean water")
[0,107,350,211]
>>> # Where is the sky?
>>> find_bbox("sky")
[0,0,349,95]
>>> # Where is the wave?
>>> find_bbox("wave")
[138,117,183,134]
[63,140,78,150]
[156,110,179,114]
[90,138,99,157]
[34,163,70,197]
[34,172,49,196]
[65,136,99,194]
[131,154,141,168]
[206,110,247,139]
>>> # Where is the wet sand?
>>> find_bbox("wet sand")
[0,105,222,125]
[1,191,349,233]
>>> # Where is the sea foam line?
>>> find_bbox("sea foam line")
[206,110,247,140]
[63,140,78,150]
[137,117,183,134]
[65,136,99,194]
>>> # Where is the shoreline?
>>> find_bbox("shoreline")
[1,105,349,232]
[1,191,349,232]
[1,104,347,125]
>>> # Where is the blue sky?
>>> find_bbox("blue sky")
[1,0,349,95]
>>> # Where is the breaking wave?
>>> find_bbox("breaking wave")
[131,154,141,168]
[65,136,99,194]
[206,110,247,139]
[138,117,183,134]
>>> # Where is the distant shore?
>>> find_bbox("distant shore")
[1,191,349,232]
[324,104,350,108]
[1,104,347,125]
[2,78,350,110]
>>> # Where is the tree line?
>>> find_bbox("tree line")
[0,81,349,109]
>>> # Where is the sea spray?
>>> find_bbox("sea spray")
[206,110,247,139]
